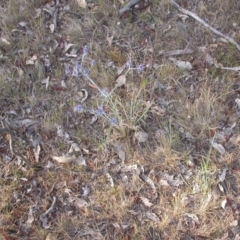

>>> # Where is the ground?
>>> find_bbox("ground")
[0,0,240,239]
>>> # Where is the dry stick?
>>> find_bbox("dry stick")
[159,49,194,56]
[169,0,240,52]
[220,66,240,72]
[119,0,141,15]
[53,0,60,32]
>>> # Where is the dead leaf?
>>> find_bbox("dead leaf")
[205,53,215,65]
[117,64,125,75]
[76,0,87,8]
[211,141,226,155]
[17,68,24,77]
[107,35,114,46]
[61,80,67,88]
[26,55,37,65]
[106,172,114,187]
[46,233,58,240]
[185,132,195,141]
[146,212,160,222]
[1,37,10,45]
[52,155,76,163]
[74,197,88,208]
[140,197,153,207]
[81,186,90,197]
[80,88,88,102]
[168,178,183,187]
[134,131,148,143]
[235,98,240,109]
[88,83,98,89]
[49,24,55,33]
[113,144,125,161]
[230,134,240,145]
[76,156,86,165]
[159,179,169,186]
[219,168,228,182]
[87,159,95,169]
[141,174,156,191]
[63,43,76,53]
[57,125,70,140]
[34,145,41,163]
[69,143,81,153]
[19,21,27,27]
[157,171,184,187]
[184,213,200,225]
[90,115,98,124]
[151,105,166,116]
[169,57,192,70]
[121,164,139,173]
[78,229,103,239]
[116,75,126,87]
[112,223,131,230]
[41,76,50,89]
[65,52,77,57]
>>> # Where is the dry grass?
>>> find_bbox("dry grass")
[0,0,240,239]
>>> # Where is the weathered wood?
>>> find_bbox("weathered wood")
[119,0,141,16]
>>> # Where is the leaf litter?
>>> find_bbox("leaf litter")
[1,0,240,239]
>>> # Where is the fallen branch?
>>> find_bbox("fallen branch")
[159,48,194,56]
[119,0,141,16]
[53,0,60,32]
[169,0,240,52]
[220,66,240,72]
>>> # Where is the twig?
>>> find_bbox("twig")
[53,0,60,32]
[169,0,240,52]
[119,0,141,16]
[159,48,194,56]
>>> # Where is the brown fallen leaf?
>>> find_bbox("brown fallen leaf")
[211,141,225,155]
[46,233,58,240]
[106,35,114,46]
[140,197,153,207]
[113,143,125,161]
[52,155,76,163]
[76,0,87,8]
[134,131,149,143]
[116,75,126,87]
[169,57,192,70]
[151,105,166,116]
[87,159,95,169]
[74,197,88,208]
[146,212,160,222]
